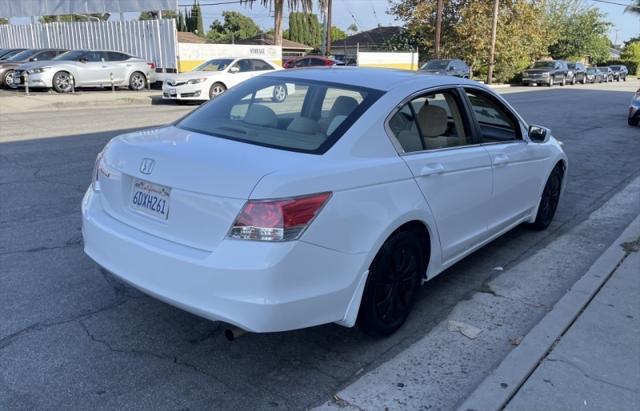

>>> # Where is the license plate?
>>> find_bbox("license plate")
[130,179,171,220]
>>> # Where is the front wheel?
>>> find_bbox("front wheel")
[209,82,226,99]
[561,75,566,86]
[272,84,287,102]
[52,71,73,93]
[358,230,425,336]
[532,166,563,230]
[547,77,554,87]
[128,71,147,91]
[571,75,576,85]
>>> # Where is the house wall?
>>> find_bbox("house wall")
[357,51,419,70]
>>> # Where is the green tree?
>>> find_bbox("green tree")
[240,1,327,46]
[191,0,204,36]
[285,12,323,49]
[626,0,640,15]
[621,41,640,73]
[546,4,611,62]
[0,18,8,25]
[206,11,261,43]
[139,10,177,20]
[331,26,347,41]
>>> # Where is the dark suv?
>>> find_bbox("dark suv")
[522,60,569,87]
[597,66,613,82]
[567,62,587,84]
[610,65,628,82]
[420,59,470,78]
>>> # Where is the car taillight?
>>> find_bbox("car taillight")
[325,60,334,66]
[229,192,331,241]
[91,151,104,191]
[147,62,156,70]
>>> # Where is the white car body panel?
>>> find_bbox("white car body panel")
[162,57,282,101]
[82,68,568,333]
[16,52,156,89]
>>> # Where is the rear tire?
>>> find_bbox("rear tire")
[532,165,563,230]
[3,70,16,88]
[547,77,554,87]
[128,71,147,91]
[561,75,566,86]
[358,230,425,336]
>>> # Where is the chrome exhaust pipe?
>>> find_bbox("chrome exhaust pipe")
[224,326,247,341]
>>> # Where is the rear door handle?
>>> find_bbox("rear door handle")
[419,163,445,177]
[493,154,509,166]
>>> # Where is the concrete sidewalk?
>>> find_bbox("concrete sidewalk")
[460,216,640,411]
[505,246,640,411]
[0,89,163,114]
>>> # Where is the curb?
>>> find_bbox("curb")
[457,213,640,411]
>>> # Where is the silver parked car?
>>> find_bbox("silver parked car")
[15,50,156,93]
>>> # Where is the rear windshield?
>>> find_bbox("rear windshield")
[422,60,449,70]
[176,76,384,154]
[533,61,554,68]
[610,65,621,71]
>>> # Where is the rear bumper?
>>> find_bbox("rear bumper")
[81,189,369,332]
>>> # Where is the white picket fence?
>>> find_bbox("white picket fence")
[0,19,178,71]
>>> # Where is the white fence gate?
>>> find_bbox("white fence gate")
[0,19,178,72]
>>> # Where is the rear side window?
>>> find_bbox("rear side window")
[251,59,273,71]
[177,77,383,154]
[388,89,470,153]
[464,90,521,143]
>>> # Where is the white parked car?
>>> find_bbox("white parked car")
[15,49,156,92]
[162,57,287,101]
[82,68,567,336]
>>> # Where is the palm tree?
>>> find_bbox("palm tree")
[626,1,640,15]
[241,0,326,46]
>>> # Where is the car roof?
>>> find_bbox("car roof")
[263,67,480,91]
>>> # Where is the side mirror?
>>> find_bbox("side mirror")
[30,57,38,61]
[79,57,87,63]
[229,66,239,74]
[528,124,550,143]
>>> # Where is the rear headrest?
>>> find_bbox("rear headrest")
[416,105,448,137]
[287,117,321,134]
[330,96,358,118]
[244,104,278,128]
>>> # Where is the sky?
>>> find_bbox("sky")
[8,0,640,45]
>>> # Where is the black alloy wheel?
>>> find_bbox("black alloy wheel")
[358,230,425,336]
[532,166,563,230]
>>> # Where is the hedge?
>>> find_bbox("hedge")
[603,60,638,75]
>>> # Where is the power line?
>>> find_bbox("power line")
[590,0,640,9]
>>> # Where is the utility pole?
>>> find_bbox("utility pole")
[434,0,443,58]
[487,0,499,85]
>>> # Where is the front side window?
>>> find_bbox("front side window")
[232,59,253,73]
[176,76,383,154]
[53,50,86,61]
[465,90,520,143]
[388,89,469,153]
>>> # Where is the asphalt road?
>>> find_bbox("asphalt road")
[1,82,639,410]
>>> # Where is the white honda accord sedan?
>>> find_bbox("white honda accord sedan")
[82,68,567,336]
